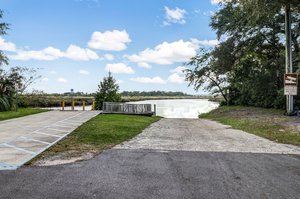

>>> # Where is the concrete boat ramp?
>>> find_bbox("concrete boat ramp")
[0,111,100,170]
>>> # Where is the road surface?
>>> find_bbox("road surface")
[0,118,299,198]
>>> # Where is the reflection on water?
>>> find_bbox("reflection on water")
[130,99,219,119]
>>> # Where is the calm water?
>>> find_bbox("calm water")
[44,99,219,118]
[130,99,219,119]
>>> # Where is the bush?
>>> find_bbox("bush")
[0,96,11,112]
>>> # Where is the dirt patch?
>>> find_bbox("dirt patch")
[32,151,98,166]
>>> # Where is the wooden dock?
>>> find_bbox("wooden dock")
[103,102,155,116]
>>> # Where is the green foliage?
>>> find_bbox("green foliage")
[0,10,9,66]
[0,108,48,121]
[0,96,10,111]
[0,67,40,111]
[185,49,229,103]
[95,72,121,110]
[185,1,300,109]
[200,106,300,146]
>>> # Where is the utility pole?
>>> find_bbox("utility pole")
[285,3,293,114]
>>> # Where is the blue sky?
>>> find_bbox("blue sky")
[0,0,221,94]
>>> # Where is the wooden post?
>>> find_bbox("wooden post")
[72,99,75,111]
[285,3,293,114]
[154,104,157,116]
[61,100,65,111]
[92,99,95,111]
[82,100,85,111]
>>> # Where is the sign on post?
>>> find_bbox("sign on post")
[284,73,298,95]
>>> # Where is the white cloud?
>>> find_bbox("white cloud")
[126,40,199,65]
[10,45,99,61]
[10,47,63,61]
[170,66,189,74]
[164,7,187,25]
[130,76,166,84]
[104,54,114,61]
[211,0,230,5]
[88,30,131,51]
[57,77,67,83]
[105,63,135,74]
[42,77,49,82]
[191,38,219,47]
[64,45,99,61]
[167,73,185,84]
[0,37,17,52]
[79,69,90,75]
[137,62,151,69]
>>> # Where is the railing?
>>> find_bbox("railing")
[61,98,95,111]
[103,102,154,115]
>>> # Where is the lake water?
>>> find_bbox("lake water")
[44,99,219,119]
[130,99,219,119]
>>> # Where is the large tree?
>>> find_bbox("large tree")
[94,72,121,110]
[185,0,300,109]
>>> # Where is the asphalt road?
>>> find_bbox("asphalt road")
[0,119,299,199]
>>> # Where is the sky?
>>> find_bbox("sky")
[0,0,222,94]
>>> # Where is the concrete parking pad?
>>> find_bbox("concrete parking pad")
[0,111,101,170]
[115,119,300,154]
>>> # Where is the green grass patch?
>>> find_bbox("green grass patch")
[200,106,300,146]
[0,108,49,121]
[36,114,161,159]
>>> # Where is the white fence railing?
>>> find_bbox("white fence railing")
[103,102,154,115]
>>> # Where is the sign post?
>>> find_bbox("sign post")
[284,73,298,114]
[285,4,294,114]
[70,89,74,111]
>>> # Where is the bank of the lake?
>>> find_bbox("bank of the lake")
[200,106,300,146]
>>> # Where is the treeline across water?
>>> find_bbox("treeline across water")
[17,90,211,108]
[120,91,192,97]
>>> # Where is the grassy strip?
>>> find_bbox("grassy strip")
[200,106,300,146]
[0,108,49,121]
[35,114,161,159]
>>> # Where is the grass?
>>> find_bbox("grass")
[0,108,49,121]
[34,114,161,160]
[200,106,300,146]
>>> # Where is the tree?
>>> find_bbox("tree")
[0,10,9,66]
[185,49,229,103]
[185,0,300,109]
[94,72,121,110]
[0,67,40,111]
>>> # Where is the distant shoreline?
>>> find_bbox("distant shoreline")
[121,96,220,102]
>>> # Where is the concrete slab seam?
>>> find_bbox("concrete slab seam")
[19,137,51,145]
[1,143,36,155]
[32,132,62,138]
